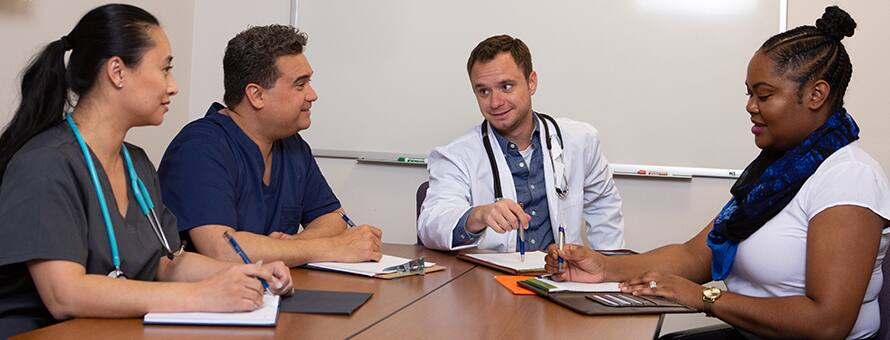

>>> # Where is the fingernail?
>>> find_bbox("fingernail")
[276,282,283,289]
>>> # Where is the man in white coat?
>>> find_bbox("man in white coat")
[418,35,625,252]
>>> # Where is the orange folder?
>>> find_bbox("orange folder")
[495,275,536,295]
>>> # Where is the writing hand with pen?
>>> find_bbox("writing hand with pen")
[325,211,383,262]
[197,259,294,312]
[544,243,607,283]
[465,199,532,234]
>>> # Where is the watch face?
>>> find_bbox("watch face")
[704,287,721,299]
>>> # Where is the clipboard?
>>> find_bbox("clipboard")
[306,255,446,279]
[518,280,696,315]
[374,265,446,279]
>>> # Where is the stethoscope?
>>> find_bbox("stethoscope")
[66,114,183,279]
[481,112,569,201]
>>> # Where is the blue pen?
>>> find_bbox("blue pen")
[519,227,526,262]
[339,211,357,228]
[558,225,566,272]
[223,231,270,293]
[518,201,526,262]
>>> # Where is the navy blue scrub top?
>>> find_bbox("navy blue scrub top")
[158,102,341,236]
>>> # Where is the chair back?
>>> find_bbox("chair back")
[415,181,430,246]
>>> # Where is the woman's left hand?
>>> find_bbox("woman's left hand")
[619,272,705,311]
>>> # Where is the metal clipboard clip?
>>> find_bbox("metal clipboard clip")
[382,256,426,276]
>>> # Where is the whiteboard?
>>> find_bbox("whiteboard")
[296,0,780,169]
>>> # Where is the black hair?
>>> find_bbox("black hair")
[467,35,533,80]
[0,3,159,181]
[759,6,856,112]
[223,25,308,108]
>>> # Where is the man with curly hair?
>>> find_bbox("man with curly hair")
[158,25,383,267]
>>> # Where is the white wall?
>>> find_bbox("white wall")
[0,0,197,164]
[187,0,292,123]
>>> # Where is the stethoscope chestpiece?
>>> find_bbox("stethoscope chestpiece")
[166,243,187,260]
[107,268,126,279]
[556,187,568,199]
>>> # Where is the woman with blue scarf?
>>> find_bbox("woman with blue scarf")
[545,6,889,339]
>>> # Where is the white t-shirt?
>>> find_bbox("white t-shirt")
[725,141,890,339]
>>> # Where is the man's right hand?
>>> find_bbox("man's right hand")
[465,199,531,234]
[328,225,383,262]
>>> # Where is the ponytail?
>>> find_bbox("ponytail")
[0,4,159,182]
[0,38,70,181]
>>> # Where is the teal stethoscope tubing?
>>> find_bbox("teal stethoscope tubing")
[65,114,173,277]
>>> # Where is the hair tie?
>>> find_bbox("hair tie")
[59,35,72,51]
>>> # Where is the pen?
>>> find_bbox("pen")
[396,156,426,164]
[222,231,270,293]
[518,202,525,262]
[557,225,565,272]
[519,227,526,262]
[339,211,356,228]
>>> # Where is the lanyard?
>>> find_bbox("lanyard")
[65,114,179,279]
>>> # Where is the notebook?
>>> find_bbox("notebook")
[457,251,547,274]
[522,277,620,293]
[144,294,279,326]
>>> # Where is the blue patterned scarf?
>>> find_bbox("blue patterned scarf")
[707,110,859,280]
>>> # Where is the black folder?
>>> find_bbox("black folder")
[279,289,373,315]
[517,280,697,315]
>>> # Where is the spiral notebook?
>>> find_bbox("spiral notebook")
[144,294,280,326]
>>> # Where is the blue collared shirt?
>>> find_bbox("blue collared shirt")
[453,116,554,250]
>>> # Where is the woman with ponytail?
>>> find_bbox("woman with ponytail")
[0,4,293,337]
[544,6,889,339]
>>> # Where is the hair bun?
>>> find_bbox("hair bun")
[815,6,856,41]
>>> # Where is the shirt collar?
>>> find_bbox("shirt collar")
[491,112,541,154]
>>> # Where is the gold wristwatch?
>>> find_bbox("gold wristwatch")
[702,287,722,317]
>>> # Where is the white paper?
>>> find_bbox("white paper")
[144,294,280,326]
[537,277,620,293]
[306,254,435,277]
[464,251,547,272]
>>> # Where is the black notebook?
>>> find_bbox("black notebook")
[279,289,373,315]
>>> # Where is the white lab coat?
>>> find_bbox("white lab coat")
[418,117,625,251]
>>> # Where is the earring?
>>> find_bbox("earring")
[116,83,123,89]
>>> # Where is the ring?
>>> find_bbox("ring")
[648,280,657,289]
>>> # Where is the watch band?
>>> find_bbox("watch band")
[702,297,715,317]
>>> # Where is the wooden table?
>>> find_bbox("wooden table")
[352,265,662,339]
[14,245,663,340]
[14,245,475,340]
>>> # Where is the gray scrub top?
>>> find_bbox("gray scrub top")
[0,122,180,337]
